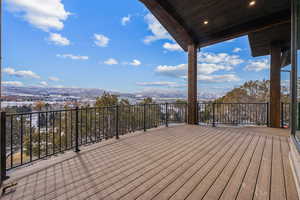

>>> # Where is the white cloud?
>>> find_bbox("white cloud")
[199,63,232,74]
[163,42,182,51]
[6,0,71,31]
[155,63,233,78]
[121,15,131,26]
[94,34,109,47]
[2,81,24,87]
[4,68,40,79]
[143,13,172,44]
[57,54,88,60]
[155,64,186,78]
[48,33,70,46]
[136,81,185,88]
[244,59,269,72]
[233,48,242,53]
[48,76,60,81]
[104,58,118,65]
[40,81,48,87]
[199,52,244,66]
[130,59,141,66]
[197,74,240,83]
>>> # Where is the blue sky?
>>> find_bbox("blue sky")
[3,0,289,96]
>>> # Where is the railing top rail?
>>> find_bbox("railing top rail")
[4,103,188,116]
[198,102,269,104]
[4,102,290,116]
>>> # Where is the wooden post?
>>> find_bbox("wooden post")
[270,42,281,128]
[187,44,198,124]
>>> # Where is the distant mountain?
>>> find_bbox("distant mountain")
[2,86,221,101]
[3,86,108,98]
[135,89,186,99]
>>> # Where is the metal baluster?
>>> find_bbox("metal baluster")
[281,102,284,128]
[116,105,119,139]
[94,108,97,141]
[166,103,168,127]
[20,115,24,164]
[10,116,13,168]
[86,108,88,143]
[212,103,216,127]
[65,111,67,150]
[38,113,41,159]
[52,112,55,154]
[99,108,102,139]
[45,113,48,156]
[59,112,62,152]
[0,112,7,181]
[29,114,32,162]
[75,107,80,152]
[70,110,73,148]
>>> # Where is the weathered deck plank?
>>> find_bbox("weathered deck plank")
[185,133,253,200]
[235,136,266,200]
[0,125,298,200]
[271,136,287,200]
[253,136,272,200]
[280,136,299,200]
[110,128,230,200]
[202,132,259,200]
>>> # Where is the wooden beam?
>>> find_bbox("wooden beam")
[270,43,282,128]
[139,0,194,51]
[197,10,291,48]
[187,44,198,125]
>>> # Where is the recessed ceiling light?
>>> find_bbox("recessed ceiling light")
[203,20,208,25]
[249,1,256,6]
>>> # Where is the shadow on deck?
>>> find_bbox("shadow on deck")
[1,125,298,200]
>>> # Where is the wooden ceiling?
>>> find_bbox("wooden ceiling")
[248,23,291,57]
[139,0,291,53]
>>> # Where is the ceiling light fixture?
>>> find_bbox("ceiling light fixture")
[203,20,208,25]
[249,1,256,7]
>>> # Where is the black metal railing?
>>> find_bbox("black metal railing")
[0,103,187,174]
[0,102,291,184]
[198,103,270,126]
[197,102,291,127]
[281,102,290,128]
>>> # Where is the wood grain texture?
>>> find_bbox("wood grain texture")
[139,0,290,51]
[0,125,298,200]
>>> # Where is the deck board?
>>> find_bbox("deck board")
[1,125,298,200]
[185,132,253,200]
[271,136,287,200]
[281,136,299,200]
[236,136,266,200]
[253,136,272,200]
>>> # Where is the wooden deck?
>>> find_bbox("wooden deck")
[1,125,299,200]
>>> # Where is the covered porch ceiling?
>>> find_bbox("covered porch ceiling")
[139,0,291,56]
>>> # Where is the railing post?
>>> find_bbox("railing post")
[75,107,80,152]
[281,102,284,128]
[196,102,199,124]
[212,103,216,127]
[143,104,146,132]
[267,102,270,127]
[1,112,7,184]
[166,103,169,127]
[298,102,300,130]
[185,103,188,123]
[116,105,119,139]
